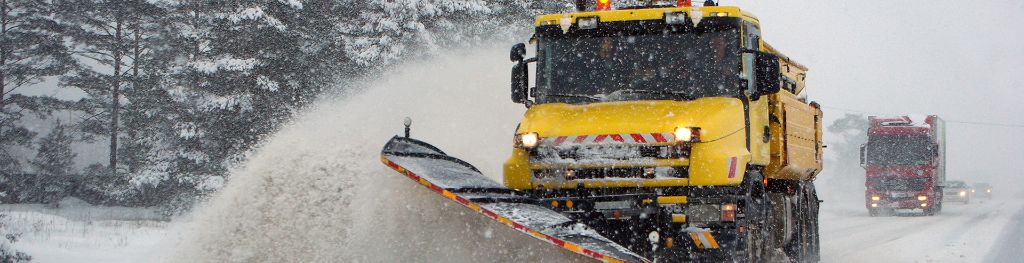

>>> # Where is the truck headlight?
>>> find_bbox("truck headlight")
[673,127,701,143]
[515,132,539,149]
[871,196,880,201]
[917,195,927,201]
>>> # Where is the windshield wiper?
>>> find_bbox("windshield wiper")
[610,89,695,100]
[543,93,601,102]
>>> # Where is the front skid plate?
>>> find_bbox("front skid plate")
[381,136,649,263]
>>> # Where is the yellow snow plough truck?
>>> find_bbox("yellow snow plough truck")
[380,1,823,262]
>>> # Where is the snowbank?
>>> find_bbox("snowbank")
[1,199,169,262]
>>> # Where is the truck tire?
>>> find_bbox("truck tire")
[738,170,771,263]
[808,183,821,262]
[784,182,820,262]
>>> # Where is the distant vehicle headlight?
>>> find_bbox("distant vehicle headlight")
[959,191,967,197]
[987,189,991,193]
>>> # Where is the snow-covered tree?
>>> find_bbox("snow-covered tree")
[342,0,492,67]
[0,0,74,179]
[55,0,164,174]
[0,111,29,176]
[0,0,74,111]
[30,120,76,205]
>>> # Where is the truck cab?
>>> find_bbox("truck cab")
[503,1,823,261]
[861,115,946,216]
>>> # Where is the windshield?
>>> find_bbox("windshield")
[865,135,934,165]
[868,177,929,192]
[947,181,967,188]
[535,21,741,103]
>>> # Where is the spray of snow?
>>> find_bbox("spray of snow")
[168,46,588,262]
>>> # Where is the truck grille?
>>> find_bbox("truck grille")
[533,167,688,180]
[530,145,688,162]
[868,178,928,191]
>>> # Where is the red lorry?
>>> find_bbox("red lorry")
[860,115,946,216]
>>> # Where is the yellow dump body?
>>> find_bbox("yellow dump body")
[504,6,822,190]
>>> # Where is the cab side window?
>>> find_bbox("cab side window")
[743,22,760,50]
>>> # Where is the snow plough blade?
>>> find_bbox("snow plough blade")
[381,136,649,263]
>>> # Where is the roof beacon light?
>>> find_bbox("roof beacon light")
[677,0,692,7]
[596,0,611,11]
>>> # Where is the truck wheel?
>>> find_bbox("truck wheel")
[738,170,770,263]
[784,182,820,262]
[806,183,821,262]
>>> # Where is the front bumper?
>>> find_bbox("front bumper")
[532,187,749,257]
[867,193,933,209]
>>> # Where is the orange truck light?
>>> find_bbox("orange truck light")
[596,0,611,11]
[721,203,736,222]
[677,0,691,7]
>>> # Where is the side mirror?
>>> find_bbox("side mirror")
[754,52,781,96]
[510,43,526,62]
[511,59,528,104]
[859,144,867,167]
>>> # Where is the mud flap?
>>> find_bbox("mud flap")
[381,136,649,263]
[683,227,720,250]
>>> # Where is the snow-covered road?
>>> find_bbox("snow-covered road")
[819,195,1024,263]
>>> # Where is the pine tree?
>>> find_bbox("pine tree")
[163,0,314,186]
[30,120,76,205]
[0,0,73,111]
[55,0,163,176]
[341,0,492,68]
[0,0,74,178]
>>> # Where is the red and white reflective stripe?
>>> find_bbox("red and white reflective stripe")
[380,156,639,263]
[726,157,738,178]
[540,133,675,146]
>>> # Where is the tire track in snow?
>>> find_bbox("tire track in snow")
[821,198,1023,262]
[984,206,1024,262]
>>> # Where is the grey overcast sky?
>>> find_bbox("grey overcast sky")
[737,1,1024,187]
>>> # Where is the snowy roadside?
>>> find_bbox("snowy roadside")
[819,195,1024,263]
[1,198,171,263]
